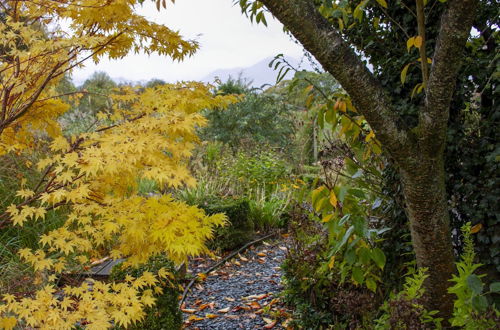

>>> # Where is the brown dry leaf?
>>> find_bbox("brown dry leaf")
[217,307,230,313]
[263,241,271,246]
[249,301,262,309]
[263,320,278,329]
[187,315,204,322]
[181,308,197,314]
[194,299,203,306]
[471,223,483,234]
[258,258,266,264]
[224,297,235,302]
[233,260,241,266]
[239,254,249,262]
[267,298,279,308]
[232,305,250,312]
[257,252,266,257]
[279,246,287,251]
[197,273,207,281]
[205,313,218,319]
[225,314,239,320]
[198,303,210,311]
[245,293,268,300]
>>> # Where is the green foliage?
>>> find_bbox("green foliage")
[448,222,500,328]
[374,268,442,329]
[110,255,182,330]
[201,79,295,151]
[78,71,117,115]
[200,197,254,251]
[229,150,290,192]
[282,206,380,328]
[248,194,290,230]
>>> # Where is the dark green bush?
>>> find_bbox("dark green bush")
[201,197,254,251]
[110,256,182,330]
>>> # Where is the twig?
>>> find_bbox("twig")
[179,232,278,307]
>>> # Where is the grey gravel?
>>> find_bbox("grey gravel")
[183,240,288,329]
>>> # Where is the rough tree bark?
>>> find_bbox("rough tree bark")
[258,0,477,319]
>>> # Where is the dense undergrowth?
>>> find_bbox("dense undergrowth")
[1,69,498,329]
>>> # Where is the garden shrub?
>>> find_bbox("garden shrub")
[282,206,380,328]
[110,255,182,330]
[201,197,254,251]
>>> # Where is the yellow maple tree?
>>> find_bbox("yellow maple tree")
[0,1,236,328]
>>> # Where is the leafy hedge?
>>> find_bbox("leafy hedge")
[201,198,254,251]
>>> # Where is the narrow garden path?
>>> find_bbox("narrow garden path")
[181,238,290,329]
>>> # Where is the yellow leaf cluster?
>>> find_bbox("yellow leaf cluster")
[0,2,238,327]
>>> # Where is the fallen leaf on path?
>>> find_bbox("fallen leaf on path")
[257,252,267,257]
[181,308,196,314]
[249,301,261,309]
[279,246,287,251]
[205,313,218,319]
[225,314,239,320]
[263,320,278,329]
[224,297,235,302]
[217,307,230,313]
[187,315,204,322]
[267,298,279,308]
[197,273,207,281]
[245,293,268,300]
[263,241,271,246]
[232,305,250,312]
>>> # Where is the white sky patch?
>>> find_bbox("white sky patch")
[71,0,305,85]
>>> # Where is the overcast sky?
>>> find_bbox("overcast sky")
[71,0,305,85]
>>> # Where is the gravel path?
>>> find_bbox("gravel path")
[182,239,289,329]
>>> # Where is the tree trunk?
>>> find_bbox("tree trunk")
[256,0,477,320]
[400,154,455,317]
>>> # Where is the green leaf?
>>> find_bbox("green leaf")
[353,216,368,237]
[338,214,351,226]
[366,277,377,292]
[344,248,356,265]
[317,107,325,128]
[348,188,365,198]
[371,248,386,269]
[358,247,371,264]
[489,282,500,293]
[375,0,388,8]
[467,274,483,295]
[352,266,364,285]
[333,226,355,254]
[471,295,488,312]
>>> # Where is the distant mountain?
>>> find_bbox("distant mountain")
[202,56,316,88]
